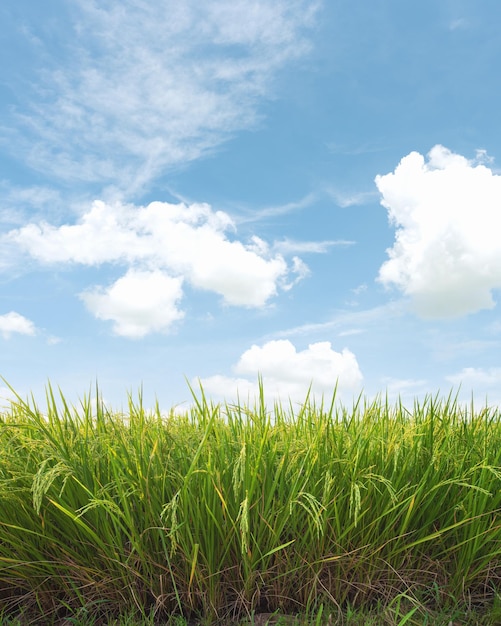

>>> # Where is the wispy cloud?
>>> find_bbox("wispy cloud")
[446,367,501,387]
[6,0,320,196]
[326,141,388,156]
[272,238,354,255]
[274,300,406,338]
[351,283,367,296]
[379,377,428,400]
[449,18,468,31]
[432,337,501,362]
[338,329,365,337]
[236,193,319,223]
[326,188,379,208]
[0,182,71,238]
[445,367,501,407]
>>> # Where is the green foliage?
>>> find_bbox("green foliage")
[1,383,501,624]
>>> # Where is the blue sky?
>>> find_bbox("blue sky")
[1,0,501,410]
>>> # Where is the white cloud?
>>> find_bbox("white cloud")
[281,257,310,290]
[380,377,428,401]
[0,311,36,339]
[0,182,64,224]
[449,18,468,31]
[272,238,355,255]
[351,283,367,295]
[199,339,363,403]
[5,200,304,332]
[9,0,319,193]
[446,367,501,387]
[275,301,406,338]
[46,335,62,346]
[376,145,501,318]
[236,193,318,223]
[327,188,379,208]
[338,329,364,337]
[445,367,501,407]
[81,269,184,338]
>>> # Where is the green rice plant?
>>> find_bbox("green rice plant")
[1,381,501,624]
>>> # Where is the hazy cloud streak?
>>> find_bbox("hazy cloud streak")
[9,0,319,194]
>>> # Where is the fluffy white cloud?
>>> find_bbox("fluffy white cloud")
[5,200,304,335]
[0,311,36,339]
[10,0,318,191]
[376,145,501,317]
[199,339,363,403]
[81,269,184,338]
[7,199,298,310]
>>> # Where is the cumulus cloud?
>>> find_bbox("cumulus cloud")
[199,339,363,403]
[81,269,184,338]
[0,311,36,339]
[5,200,305,334]
[8,0,319,192]
[376,145,501,317]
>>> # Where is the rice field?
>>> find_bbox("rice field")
[1,383,501,625]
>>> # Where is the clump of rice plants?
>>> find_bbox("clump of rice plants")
[1,383,501,625]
